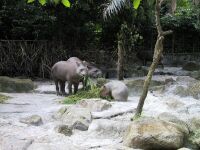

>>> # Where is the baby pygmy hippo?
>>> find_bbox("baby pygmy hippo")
[100,81,128,101]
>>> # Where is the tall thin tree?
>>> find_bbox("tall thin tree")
[134,0,172,118]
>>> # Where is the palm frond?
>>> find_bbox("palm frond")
[103,0,128,19]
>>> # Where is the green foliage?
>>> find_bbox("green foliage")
[188,129,200,148]
[63,77,101,104]
[118,22,142,52]
[161,1,200,31]
[133,0,141,9]
[96,78,108,88]
[0,94,10,103]
[63,87,101,104]
[39,0,46,5]
[61,0,70,7]
[27,0,71,7]
[104,0,141,19]
[0,0,56,39]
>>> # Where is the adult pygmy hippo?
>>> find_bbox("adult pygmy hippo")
[100,81,128,101]
[136,50,164,68]
[83,61,102,78]
[51,57,88,95]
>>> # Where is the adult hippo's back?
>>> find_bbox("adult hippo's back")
[51,57,88,95]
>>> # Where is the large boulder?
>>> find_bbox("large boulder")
[88,119,130,138]
[19,115,43,126]
[76,98,112,112]
[158,112,189,135]
[0,136,33,150]
[123,117,186,149]
[165,98,185,109]
[182,62,200,71]
[188,71,200,80]
[0,76,35,93]
[54,106,92,131]
[174,82,200,99]
[187,117,200,133]
[124,79,165,96]
[129,66,148,77]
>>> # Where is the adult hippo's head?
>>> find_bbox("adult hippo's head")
[76,61,88,78]
[83,61,103,78]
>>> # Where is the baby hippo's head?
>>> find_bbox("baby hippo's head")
[100,85,110,98]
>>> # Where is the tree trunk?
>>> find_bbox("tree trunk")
[171,0,176,14]
[193,0,200,5]
[133,0,172,118]
[117,40,124,80]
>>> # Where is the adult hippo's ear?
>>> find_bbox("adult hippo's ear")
[76,61,81,67]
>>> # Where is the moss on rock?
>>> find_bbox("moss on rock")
[0,76,35,93]
[0,94,10,103]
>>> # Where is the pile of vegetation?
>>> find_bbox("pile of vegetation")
[0,94,10,103]
[63,77,101,104]
[63,87,101,104]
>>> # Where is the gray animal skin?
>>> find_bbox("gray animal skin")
[100,81,128,101]
[136,50,164,68]
[83,61,102,78]
[51,57,88,95]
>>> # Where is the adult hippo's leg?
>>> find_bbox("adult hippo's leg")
[68,82,73,95]
[60,81,67,96]
[74,83,79,94]
[54,80,61,96]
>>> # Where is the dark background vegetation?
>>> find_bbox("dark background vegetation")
[0,0,200,78]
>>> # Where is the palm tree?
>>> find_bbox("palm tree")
[104,0,172,118]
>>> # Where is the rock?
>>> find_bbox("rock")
[94,145,138,150]
[158,112,189,135]
[174,82,200,99]
[53,106,68,119]
[0,136,33,150]
[130,66,148,77]
[165,98,185,109]
[164,77,175,85]
[174,86,188,97]
[54,124,72,136]
[123,117,185,149]
[76,99,112,112]
[20,115,43,126]
[88,119,130,138]
[54,106,92,131]
[176,76,196,84]
[188,71,200,80]
[28,143,79,150]
[174,83,200,99]
[0,76,35,93]
[177,148,192,150]
[124,79,165,96]
[187,117,200,132]
[182,62,200,71]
